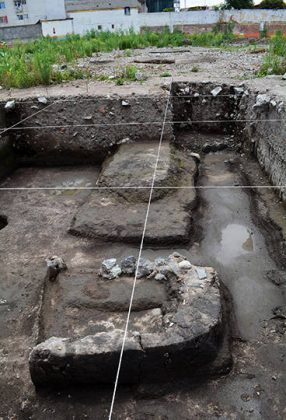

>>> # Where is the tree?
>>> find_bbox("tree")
[258,0,286,8]
[225,0,254,8]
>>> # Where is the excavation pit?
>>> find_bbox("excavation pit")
[0,78,285,417]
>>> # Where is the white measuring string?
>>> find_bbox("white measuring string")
[3,118,286,132]
[108,80,172,420]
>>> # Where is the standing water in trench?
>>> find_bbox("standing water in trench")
[146,147,285,341]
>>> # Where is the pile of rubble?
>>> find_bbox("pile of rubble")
[99,252,207,282]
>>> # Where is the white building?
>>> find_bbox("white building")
[0,0,65,27]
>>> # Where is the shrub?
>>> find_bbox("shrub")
[258,0,286,8]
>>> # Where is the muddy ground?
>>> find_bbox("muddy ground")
[0,45,285,420]
[0,131,285,419]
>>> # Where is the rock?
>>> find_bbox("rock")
[83,115,92,120]
[282,73,286,80]
[4,100,15,111]
[253,94,271,110]
[154,257,166,267]
[137,258,154,279]
[121,100,130,107]
[178,260,192,270]
[45,256,67,282]
[37,96,48,105]
[155,273,167,281]
[190,152,201,162]
[211,86,222,97]
[195,267,207,280]
[234,87,245,95]
[101,258,122,279]
[121,256,137,275]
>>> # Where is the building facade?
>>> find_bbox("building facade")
[0,0,65,26]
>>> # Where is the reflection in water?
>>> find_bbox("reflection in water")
[218,223,254,263]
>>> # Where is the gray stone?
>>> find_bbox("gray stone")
[195,267,207,280]
[253,94,271,109]
[137,258,154,279]
[121,100,130,107]
[45,256,67,282]
[178,260,192,270]
[155,273,167,281]
[121,256,137,275]
[4,100,15,110]
[211,86,222,97]
[37,96,48,105]
[101,258,122,279]
[102,258,117,271]
[154,257,166,267]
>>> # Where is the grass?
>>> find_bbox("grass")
[259,31,286,76]
[0,28,237,89]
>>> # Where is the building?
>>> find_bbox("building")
[146,0,174,12]
[62,0,145,35]
[0,0,65,27]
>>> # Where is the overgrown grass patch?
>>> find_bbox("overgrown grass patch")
[259,31,286,76]
[0,28,237,89]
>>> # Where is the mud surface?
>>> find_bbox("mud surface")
[0,129,285,418]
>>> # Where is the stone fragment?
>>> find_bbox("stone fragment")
[121,100,130,107]
[37,96,48,105]
[155,273,167,281]
[101,258,122,279]
[154,257,166,267]
[137,258,154,279]
[121,256,137,275]
[4,100,15,110]
[282,73,286,80]
[234,87,245,95]
[253,94,271,109]
[178,260,192,270]
[195,267,207,280]
[211,86,222,97]
[45,256,67,282]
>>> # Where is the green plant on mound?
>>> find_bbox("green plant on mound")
[0,28,237,89]
[259,31,286,76]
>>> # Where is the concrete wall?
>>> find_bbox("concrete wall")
[68,8,140,34]
[0,21,41,41]
[41,19,73,37]
[139,10,286,35]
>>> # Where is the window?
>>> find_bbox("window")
[97,25,102,30]
[0,15,8,23]
[17,13,28,20]
[111,24,115,29]
[124,6,131,15]
[0,2,6,9]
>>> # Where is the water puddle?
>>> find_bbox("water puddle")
[217,223,254,264]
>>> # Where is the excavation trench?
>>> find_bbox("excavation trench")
[0,81,285,412]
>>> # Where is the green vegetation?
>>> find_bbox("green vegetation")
[225,0,254,8]
[114,65,138,85]
[160,71,172,77]
[259,31,286,76]
[258,0,286,8]
[0,28,236,89]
